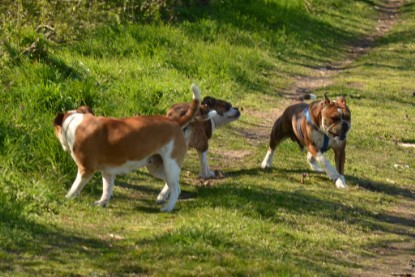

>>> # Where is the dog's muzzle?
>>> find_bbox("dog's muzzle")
[228,107,241,119]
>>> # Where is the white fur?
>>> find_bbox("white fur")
[59,113,84,152]
[61,114,183,211]
[307,151,323,172]
[191,84,201,100]
[335,175,347,189]
[310,129,334,151]
[102,159,151,175]
[66,171,92,199]
[315,152,346,189]
[194,108,238,179]
[198,150,216,179]
[261,148,275,169]
[94,172,115,207]
[212,108,240,129]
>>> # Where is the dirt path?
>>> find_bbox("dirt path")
[249,0,414,276]
[282,0,405,99]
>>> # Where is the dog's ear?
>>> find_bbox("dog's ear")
[77,106,94,115]
[53,113,65,127]
[202,96,216,107]
[323,93,331,105]
[335,96,347,108]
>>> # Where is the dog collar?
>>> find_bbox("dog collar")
[298,108,330,153]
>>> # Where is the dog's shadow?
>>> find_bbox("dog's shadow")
[227,166,415,199]
[346,175,415,199]
[113,172,198,213]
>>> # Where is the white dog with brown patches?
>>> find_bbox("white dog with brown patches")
[53,84,202,212]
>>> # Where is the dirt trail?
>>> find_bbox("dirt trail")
[282,0,405,99]
[250,0,414,275]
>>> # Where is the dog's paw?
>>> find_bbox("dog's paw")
[94,200,109,207]
[199,170,216,179]
[156,193,168,204]
[156,198,166,204]
[261,150,274,169]
[261,160,272,169]
[65,192,78,199]
[335,175,347,189]
[160,204,174,212]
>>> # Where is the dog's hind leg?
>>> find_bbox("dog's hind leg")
[198,150,215,179]
[94,172,115,207]
[66,170,93,199]
[146,156,170,204]
[159,159,181,212]
[261,118,285,169]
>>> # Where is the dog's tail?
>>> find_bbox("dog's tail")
[296,93,316,102]
[175,84,201,128]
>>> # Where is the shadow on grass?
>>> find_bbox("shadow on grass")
[348,176,415,199]
[205,167,415,237]
[0,210,148,275]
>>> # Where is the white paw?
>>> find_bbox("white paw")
[94,200,109,207]
[156,193,169,204]
[65,192,78,199]
[160,204,174,212]
[261,159,272,169]
[199,170,216,179]
[335,176,347,189]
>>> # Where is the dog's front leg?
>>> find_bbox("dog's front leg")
[198,150,215,179]
[309,146,346,189]
[306,151,324,172]
[333,142,346,175]
[94,172,115,207]
[333,143,347,189]
[66,171,93,198]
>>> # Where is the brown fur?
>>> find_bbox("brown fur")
[166,96,241,178]
[53,86,201,211]
[263,94,351,183]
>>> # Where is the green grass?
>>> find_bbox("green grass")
[1,0,414,275]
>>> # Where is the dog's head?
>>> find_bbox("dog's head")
[53,106,94,151]
[201,96,240,128]
[320,94,351,141]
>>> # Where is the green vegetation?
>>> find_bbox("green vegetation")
[1,0,414,275]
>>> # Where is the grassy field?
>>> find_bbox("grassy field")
[1,0,414,276]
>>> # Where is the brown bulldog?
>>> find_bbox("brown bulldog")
[166,96,241,179]
[261,94,351,188]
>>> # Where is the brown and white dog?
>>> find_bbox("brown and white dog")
[53,84,202,212]
[261,94,351,188]
[166,96,241,179]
